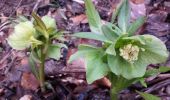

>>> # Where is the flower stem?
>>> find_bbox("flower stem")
[39,49,46,92]
[39,41,49,92]
[110,87,119,100]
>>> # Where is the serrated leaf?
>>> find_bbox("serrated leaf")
[128,16,145,36]
[137,91,161,100]
[73,32,111,43]
[117,0,130,33]
[85,0,102,34]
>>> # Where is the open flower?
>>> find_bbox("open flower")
[7,21,42,50]
[108,35,169,79]
[119,44,140,63]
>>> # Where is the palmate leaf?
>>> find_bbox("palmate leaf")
[117,0,130,33]
[73,32,111,43]
[68,44,109,84]
[85,0,102,34]
[137,91,161,100]
[128,16,146,36]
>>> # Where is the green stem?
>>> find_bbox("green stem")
[39,49,46,92]
[39,41,49,92]
[110,87,119,100]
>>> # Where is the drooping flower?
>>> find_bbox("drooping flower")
[7,21,42,50]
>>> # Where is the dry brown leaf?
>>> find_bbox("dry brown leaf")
[70,14,87,25]
[131,0,144,4]
[94,77,111,88]
[21,72,39,91]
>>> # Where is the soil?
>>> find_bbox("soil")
[0,0,170,100]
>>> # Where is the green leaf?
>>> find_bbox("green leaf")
[108,34,168,79]
[106,43,116,55]
[139,78,147,87]
[112,24,123,35]
[29,53,39,79]
[159,66,170,73]
[128,16,145,36]
[101,24,119,41]
[145,66,170,77]
[32,12,48,38]
[140,35,169,65]
[68,44,109,84]
[47,44,67,60]
[86,52,109,84]
[117,0,130,33]
[111,0,124,23]
[73,32,111,43]
[137,91,161,100]
[32,12,47,31]
[85,0,102,34]
[107,52,148,79]
[68,44,101,63]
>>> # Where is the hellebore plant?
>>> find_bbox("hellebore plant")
[7,13,66,92]
[69,0,169,99]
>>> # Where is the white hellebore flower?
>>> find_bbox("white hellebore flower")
[119,44,140,63]
[7,21,42,50]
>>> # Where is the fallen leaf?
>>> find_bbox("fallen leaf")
[21,72,39,91]
[131,0,144,4]
[94,77,111,88]
[70,14,87,25]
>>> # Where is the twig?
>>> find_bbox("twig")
[9,0,23,17]
[32,0,43,12]
[135,79,170,99]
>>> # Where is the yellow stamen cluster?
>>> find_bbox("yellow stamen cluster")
[119,44,140,63]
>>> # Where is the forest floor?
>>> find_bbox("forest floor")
[0,0,170,100]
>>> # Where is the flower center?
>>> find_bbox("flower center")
[119,44,140,63]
